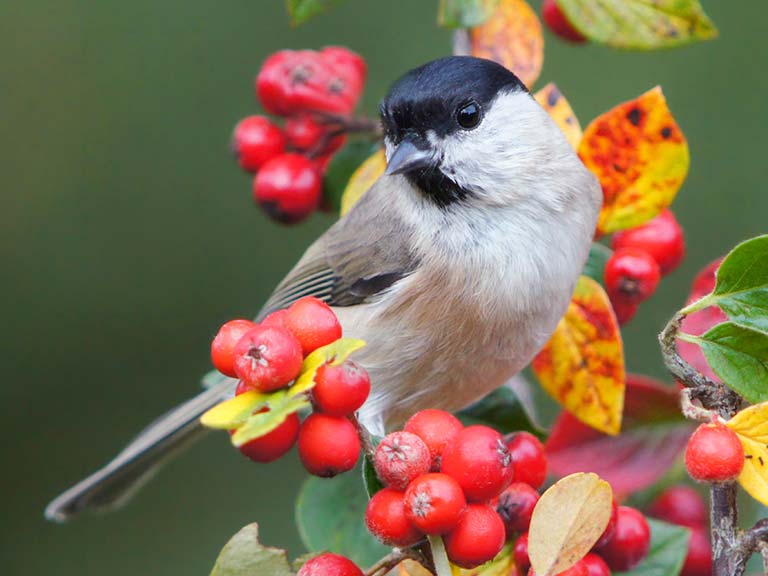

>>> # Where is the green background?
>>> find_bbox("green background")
[2,1,766,574]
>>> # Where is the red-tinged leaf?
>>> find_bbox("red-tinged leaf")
[546,375,693,498]
[532,276,625,435]
[470,0,544,89]
[678,258,725,382]
[579,87,689,236]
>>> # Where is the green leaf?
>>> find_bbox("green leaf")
[285,0,345,26]
[582,243,612,285]
[710,235,768,334]
[437,0,498,28]
[615,519,689,576]
[362,454,384,498]
[296,470,389,566]
[686,322,768,404]
[323,141,380,213]
[458,384,540,434]
[210,523,293,576]
[556,0,718,50]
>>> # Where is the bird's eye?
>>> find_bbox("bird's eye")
[456,101,481,129]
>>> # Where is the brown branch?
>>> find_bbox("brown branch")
[351,414,376,460]
[365,548,426,576]
[659,312,750,575]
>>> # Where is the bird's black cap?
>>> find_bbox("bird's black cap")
[380,56,527,143]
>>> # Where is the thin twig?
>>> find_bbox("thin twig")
[351,414,376,459]
[680,388,717,423]
[365,548,424,576]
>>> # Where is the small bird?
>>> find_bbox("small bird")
[46,56,601,522]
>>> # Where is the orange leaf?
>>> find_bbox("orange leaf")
[534,83,582,149]
[579,87,689,236]
[532,276,626,435]
[470,0,544,89]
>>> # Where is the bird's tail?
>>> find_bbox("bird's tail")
[44,378,236,523]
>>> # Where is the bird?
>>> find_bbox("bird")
[45,55,601,522]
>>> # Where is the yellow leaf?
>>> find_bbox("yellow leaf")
[200,390,268,430]
[578,86,689,235]
[231,393,310,447]
[470,0,544,89]
[289,338,366,397]
[528,473,613,576]
[534,83,582,150]
[340,149,386,216]
[726,402,768,506]
[532,276,626,435]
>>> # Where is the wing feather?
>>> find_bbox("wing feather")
[258,177,419,319]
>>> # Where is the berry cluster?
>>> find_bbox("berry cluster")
[210,296,370,473]
[605,209,686,324]
[364,413,546,569]
[648,485,712,576]
[231,47,366,224]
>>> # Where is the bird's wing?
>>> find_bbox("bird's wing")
[258,176,419,319]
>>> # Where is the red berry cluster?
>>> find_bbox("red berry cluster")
[648,485,712,576]
[605,209,686,324]
[210,297,370,473]
[364,413,547,569]
[231,47,366,224]
[514,499,651,575]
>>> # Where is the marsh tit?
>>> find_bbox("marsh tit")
[46,56,601,522]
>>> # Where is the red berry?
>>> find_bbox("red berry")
[211,319,257,377]
[261,309,290,329]
[681,525,712,576]
[232,325,303,391]
[611,210,685,275]
[506,432,547,489]
[611,296,639,326]
[649,485,707,527]
[231,116,285,172]
[313,361,371,416]
[321,46,367,82]
[297,552,363,576]
[496,482,540,536]
[685,422,744,483]
[605,248,661,304]
[298,413,360,477]
[374,432,431,490]
[514,533,530,573]
[365,487,423,547]
[541,0,587,43]
[255,48,365,117]
[582,554,611,576]
[285,296,342,355]
[404,473,467,535]
[236,412,300,463]
[444,504,506,569]
[597,506,651,572]
[441,426,513,502]
[285,115,344,156]
[594,498,618,549]
[253,153,322,224]
[404,409,463,470]
[234,379,255,395]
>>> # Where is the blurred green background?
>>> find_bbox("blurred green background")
[2,0,766,573]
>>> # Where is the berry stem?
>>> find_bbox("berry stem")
[364,548,424,576]
[452,29,471,56]
[427,535,453,576]
[350,414,377,459]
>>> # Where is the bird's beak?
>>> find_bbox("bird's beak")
[385,135,436,176]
